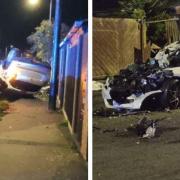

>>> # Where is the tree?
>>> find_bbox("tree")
[118,0,177,45]
[94,0,180,45]
[27,20,69,64]
[94,0,180,20]
[118,0,180,20]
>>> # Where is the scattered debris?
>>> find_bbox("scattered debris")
[136,116,158,138]
[93,126,119,134]
[34,86,49,101]
[93,81,104,91]
[94,116,167,139]
[93,126,101,131]
[143,124,156,138]
[93,107,150,117]
[164,108,171,113]
[102,128,116,133]
[93,107,123,117]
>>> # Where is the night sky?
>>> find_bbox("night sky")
[0,0,87,50]
[93,0,119,14]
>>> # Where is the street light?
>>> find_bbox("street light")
[27,0,52,21]
[49,0,53,21]
[49,0,61,110]
[28,0,40,6]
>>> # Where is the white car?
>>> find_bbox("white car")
[102,41,180,110]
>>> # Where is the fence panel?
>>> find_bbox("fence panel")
[58,20,88,160]
[93,18,141,78]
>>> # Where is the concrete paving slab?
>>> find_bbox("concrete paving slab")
[0,98,87,180]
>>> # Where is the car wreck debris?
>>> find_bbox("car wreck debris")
[93,81,104,91]
[93,116,161,139]
[102,41,180,110]
[136,116,158,138]
[93,107,150,117]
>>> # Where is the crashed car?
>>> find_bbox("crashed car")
[102,41,180,110]
[0,48,50,93]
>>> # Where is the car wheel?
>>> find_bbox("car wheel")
[161,79,180,109]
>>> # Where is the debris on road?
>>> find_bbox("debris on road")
[34,85,50,101]
[93,81,104,91]
[136,116,158,138]
[94,116,168,139]
[93,107,150,117]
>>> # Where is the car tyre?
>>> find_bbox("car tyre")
[160,79,180,109]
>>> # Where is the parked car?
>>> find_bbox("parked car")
[0,48,51,93]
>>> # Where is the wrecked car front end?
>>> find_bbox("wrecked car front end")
[102,69,173,110]
[102,41,180,110]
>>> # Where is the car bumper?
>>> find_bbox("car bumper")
[102,85,162,110]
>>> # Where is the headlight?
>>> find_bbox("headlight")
[6,68,18,80]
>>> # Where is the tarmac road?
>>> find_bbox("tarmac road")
[93,91,180,180]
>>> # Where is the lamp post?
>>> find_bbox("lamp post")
[49,0,61,110]
[49,0,53,21]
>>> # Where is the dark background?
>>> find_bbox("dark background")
[0,0,87,50]
[93,0,119,14]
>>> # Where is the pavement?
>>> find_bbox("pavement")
[0,93,87,180]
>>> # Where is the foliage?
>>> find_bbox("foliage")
[117,0,179,20]
[27,20,53,63]
[147,23,167,47]
[132,8,146,19]
[0,101,9,112]
[27,20,69,64]
[94,0,180,45]
[94,0,180,19]
[117,0,180,44]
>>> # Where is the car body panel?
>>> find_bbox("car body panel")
[102,85,162,110]
[0,50,50,93]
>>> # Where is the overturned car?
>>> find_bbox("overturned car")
[0,48,50,93]
[102,41,180,110]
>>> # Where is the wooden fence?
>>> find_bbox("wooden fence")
[58,20,88,160]
[93,17,180,78]
[93,18,143,78]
